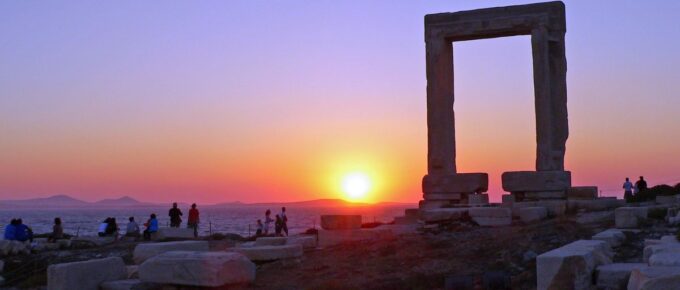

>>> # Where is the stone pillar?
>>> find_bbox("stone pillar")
[531,27,568,171]
[425,37,455,175]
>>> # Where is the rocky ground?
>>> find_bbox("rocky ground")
[3,210,676,290]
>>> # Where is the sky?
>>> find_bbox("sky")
[1,1,679,204]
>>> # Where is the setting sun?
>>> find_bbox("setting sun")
[341,172,371,200]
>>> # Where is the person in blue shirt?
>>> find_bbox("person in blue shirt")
[14,219,33,243]
[4,219,17,240]
[143,213,159,241]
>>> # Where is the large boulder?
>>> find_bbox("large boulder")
[47,257,127,290]
[519,207,547,223]
[422,173,488,193]
[154,227,195,240]
[615,207,649,229]
[133,241,209,264]
[649,253,680,267]
[233,244,303,262]
[537,240,612,290]
[420,208,469,223]
[595,263,646,290]
[628,266,680,290]
[320,215,362,230]
[512,200,567,217]
[254,237,287,247]
[469,207,511,226]
[501,171,571,192]
[139,251,255,287]
[592,229,626,248]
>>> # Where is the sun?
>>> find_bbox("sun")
[341,172,371,200]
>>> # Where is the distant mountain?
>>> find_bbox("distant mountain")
[0,194,90,208]
[0,195,414,209]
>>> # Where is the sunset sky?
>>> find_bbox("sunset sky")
[1,1,679,204]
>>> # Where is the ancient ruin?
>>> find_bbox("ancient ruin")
[421,1,573,207]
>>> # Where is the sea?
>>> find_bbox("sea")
[0,205,414,238]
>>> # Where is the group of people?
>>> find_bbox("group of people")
[623,176,649,200]
[95,202,199,240]
[255,207,289,237]
[3,218,34,243]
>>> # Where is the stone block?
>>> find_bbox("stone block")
[133,241,209,264]
[501,194,515,204]
[423,193,463,201]
[317,228,393,247]
[100,279,149,290]
[47,257,127,290]
[595,263,646,290]
[420,208,469,223]
[233,244,303,262]
[650,253,680,267]
[418,200,451,210]
[254,237,287,247]
[320,215,362,230]
[643,244,680,263]
[502,171,571,192]
[71,236,115,246]
[592,228,626,248]
[468,194,489,205]
[536,240,612,290]
[126,265,139,279]
[154,227,195,240]
[0,259,4,272]
[422,173,488,193]
[519,207,547,223]
[524,191,565,200]
[656,195,679,205]
[286,236,317,250]
[627,266,680,290]
[469,207,511,227]
[615,207,649,229]
[512,200,566,217]
[404,209,419,218]
[567,186,598,200]
[139,251,255,287]
[567,198,624,212]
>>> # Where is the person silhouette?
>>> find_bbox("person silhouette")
[623,177,634,201]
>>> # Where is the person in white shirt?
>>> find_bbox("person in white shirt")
[126,217,140,238]
[623,177,634,201]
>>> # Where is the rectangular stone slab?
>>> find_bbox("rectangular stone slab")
[133,241,209,264]
[48,257,127,290]
[567,186,598,200]
[501,171,571,192]
[321,215,362,230]
[139,251,255,287]
[422,173,488,194]
[423,193,463,200]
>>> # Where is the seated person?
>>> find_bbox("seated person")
[143,214,159,241]
[125,217,141,238]
[4,219,17,240]
[14,219,33,243]
[48,217,64,242]
[98,218,110,237]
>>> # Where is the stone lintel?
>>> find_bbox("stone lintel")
[502,171,571,192]
[425,1,565,41]
[423,193,464,201]
[423,173,488,194]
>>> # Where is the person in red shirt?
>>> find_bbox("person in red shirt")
[188,203,200,238]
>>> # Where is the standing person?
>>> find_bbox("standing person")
[169,202,183,228]
[14,219,33,243]
[623,177,634,201]
[187,203,200,238]
[264,209,273,235]
[280,207,288,236]
[274,215,283,236]
[48,217,64,242]
[636,176,648,193]
[4,219,17,240]
[143,214,159,240]
[255,219,263,237]
[126,217,140,238]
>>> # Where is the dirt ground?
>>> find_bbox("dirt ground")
[7,211,671,290]
[246,217,608,290]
